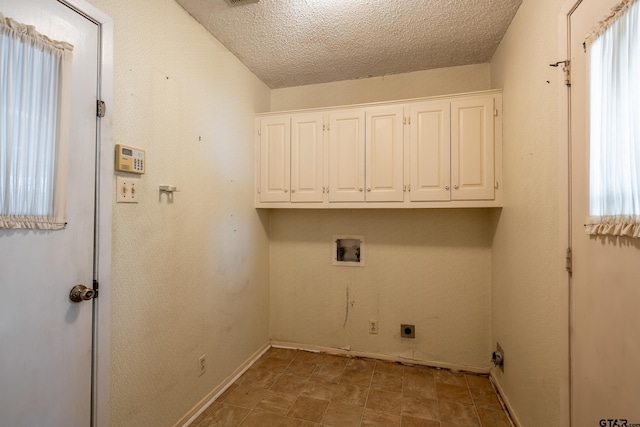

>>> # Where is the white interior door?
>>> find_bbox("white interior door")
[569,0,640,424]
[0,1,99,425]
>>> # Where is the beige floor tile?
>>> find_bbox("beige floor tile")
[438,400,480,427]
[401,395,439,421]
[311,364,344,384]
[436,383,473,405]
[371,372,403,393]
[365,389,403,416]
[216,383,238,402]
[294,351,326,364]
[319,355,349,369]
[239,409,284,426]
[301,379,337,400]
[288,396,330,423]
[404,371,436,388]
[374,362,404,377]
[340,369,372,388]
[400,415,440,427]
[255,356,291,373]
[255,390,297,416]
[223,385,267,409]
[403,365,434,378]
[470,386,502,409]
[465,375,493,392]
[197,403,251,427]
[476,406,511,427]
[201,351,513,427]
[361,409,401,427]
[266,347,298,361]
[286,360,318,377]
[331,383,369,407]
[345,358,376,372]
[280,417,319,427]
[321,402,364,427]
[403,374,437,400]
[271,374,309,395]
[433,370,467,387]
[237,368,280,389]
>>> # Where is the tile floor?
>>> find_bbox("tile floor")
[191,347,512,427]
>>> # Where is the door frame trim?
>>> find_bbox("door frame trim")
[558,1,584,426]
[58,1,113,426]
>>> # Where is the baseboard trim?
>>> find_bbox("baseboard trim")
[175,342,271,427]
[271,340,490,374]
[490,370,522,427]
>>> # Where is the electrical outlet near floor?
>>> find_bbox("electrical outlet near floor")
[369,320,378,334]
[198,354,206,376]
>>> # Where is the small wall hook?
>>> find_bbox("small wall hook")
[159,185,179,193]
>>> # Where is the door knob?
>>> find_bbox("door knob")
[69,285,95,303]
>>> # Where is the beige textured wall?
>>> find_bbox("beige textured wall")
[269,66,494,369]
[270,209,493,368]
[271,64,491,111]
[86,0,271,425]
[489,0,565,425]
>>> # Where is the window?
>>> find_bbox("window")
[0,13,73,230]
[585,0,640,238]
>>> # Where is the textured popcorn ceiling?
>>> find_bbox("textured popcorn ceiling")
[175,0,522,88]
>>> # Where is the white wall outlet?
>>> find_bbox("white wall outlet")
[116,176,139,203]
[198,354,206,376]
[369,320,378,334]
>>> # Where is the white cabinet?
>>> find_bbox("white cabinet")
[259,115,290,202]
[328,109,365,202]
[291,113,324,203]
[256,90,502,209]
[409,100,451,202]
[408,96,496,202]
[327,106,403,203]
[451,96,495,201]
[365,105,404,202]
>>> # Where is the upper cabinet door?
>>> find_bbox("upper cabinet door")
[451,96,495,201]
[365,106,404,202]
[291,113,324,203]
[409,101,451,202]
[329,109,366,202]
[259,115,291,202]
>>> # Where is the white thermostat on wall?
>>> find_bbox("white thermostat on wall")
[115,144,145,174]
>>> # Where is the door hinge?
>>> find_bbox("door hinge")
[565,248,572,274]
[258,129,261,136]
[494,108,499,117]
[97,100,106,118]
[93,279,100,298]
[550,60,571,86]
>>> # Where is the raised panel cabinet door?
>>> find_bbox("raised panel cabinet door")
[291,113,324,203]
[409,101,451,201]
[365,106,404,202]
[329,109,366,202]
[260,116,291,202]
[451,96,495,201]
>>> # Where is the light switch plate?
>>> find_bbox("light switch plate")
[116,176,139,203]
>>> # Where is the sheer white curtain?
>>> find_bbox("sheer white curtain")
[585,0,640,238]
[0,12,73,230]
